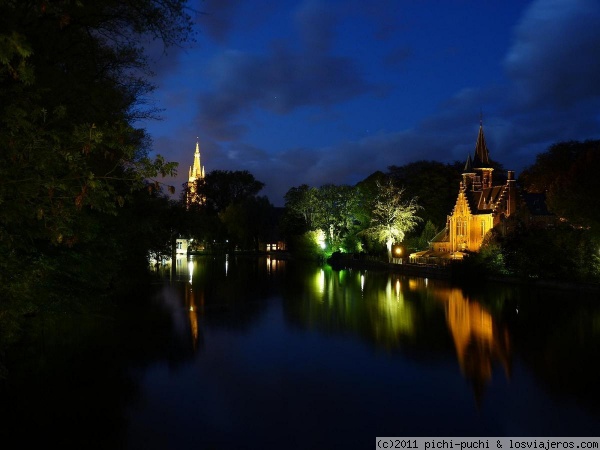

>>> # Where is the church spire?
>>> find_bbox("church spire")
[189,138,205,182]
[471,119,493,189]
[472,120,490,168]
[187,138,206,209]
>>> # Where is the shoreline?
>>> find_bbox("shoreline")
[327,254,600,294]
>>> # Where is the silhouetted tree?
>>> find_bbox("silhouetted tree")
[519,140,600,233]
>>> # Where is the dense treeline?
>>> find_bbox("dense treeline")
[183,169,278,253]
[188,142,600,285]
[281,143,600,285]
[472,140,600,283]
[0,1,194,365]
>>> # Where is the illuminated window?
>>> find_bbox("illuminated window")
[481,220,486,237]
[456,220,466,236]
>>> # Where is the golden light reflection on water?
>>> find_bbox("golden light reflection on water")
[299,266,510,397]
[441,287,511,395]
[184,257,201,349]
[164,258,600,423]
[179,259,512,400]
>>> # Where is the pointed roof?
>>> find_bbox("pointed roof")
[472,122,490,169]
[463,154,474,173]
[189,139,205,181]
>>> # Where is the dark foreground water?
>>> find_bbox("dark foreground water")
[1,255,599,449]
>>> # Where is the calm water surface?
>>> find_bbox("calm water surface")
[2,255,599,449]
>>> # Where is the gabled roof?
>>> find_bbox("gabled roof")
[430,227,449,243]
[463,185,506,214]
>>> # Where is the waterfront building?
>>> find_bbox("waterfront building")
[411,121,554,263]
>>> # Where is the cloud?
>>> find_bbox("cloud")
[294,0,336,52]
[383,46,413,68]
[196,0,243,43]
[151,0,600,209]
[194,1,376,142]
[504,0,600,109]
[196,47,374,139]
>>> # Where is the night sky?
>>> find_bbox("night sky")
[139,0,600,206]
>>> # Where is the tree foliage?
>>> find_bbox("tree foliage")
[313,184,360,249]
[283,184,319,230]
[184,170,273,252]
[474,221,600,282]
[0,1,193,316]
[519,140,600,233]
[194,170,265,213]
[387,161,462,229]
[360,178,422,261]
[220,196,276,252]
[283,182,364,255]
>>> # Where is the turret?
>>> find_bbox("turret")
[472,121,493,189]
[462,154,475,189]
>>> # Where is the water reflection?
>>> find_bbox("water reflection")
[4,255,598,447]
[281,265,514,401]
[159,256,600,421]
[441,287,511,403]
[169,259,600,413]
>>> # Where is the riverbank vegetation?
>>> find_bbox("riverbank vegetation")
[281,140,600,287]
[0,1,195,371]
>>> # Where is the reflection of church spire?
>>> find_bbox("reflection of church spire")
[185,261,204,352]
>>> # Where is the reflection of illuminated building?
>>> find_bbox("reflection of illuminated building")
[443,289,511,405]
[170,255,188,281]
[184,257,203,350]
[266,256,286,274]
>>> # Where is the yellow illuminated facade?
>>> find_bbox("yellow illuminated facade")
[432,122,517,253]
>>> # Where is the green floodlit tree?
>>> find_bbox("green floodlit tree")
[361,178,422,262]
[313,184,359,250]
[283,184,320,230]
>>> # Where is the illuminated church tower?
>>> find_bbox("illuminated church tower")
[186,139,205,208]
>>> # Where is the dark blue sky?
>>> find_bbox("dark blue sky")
[139,0,600,206]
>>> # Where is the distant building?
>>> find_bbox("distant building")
[186,139,205,208]
[411,121,555,264]
[175,238,189,254]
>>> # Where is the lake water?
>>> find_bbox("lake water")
[1,255,599,449]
